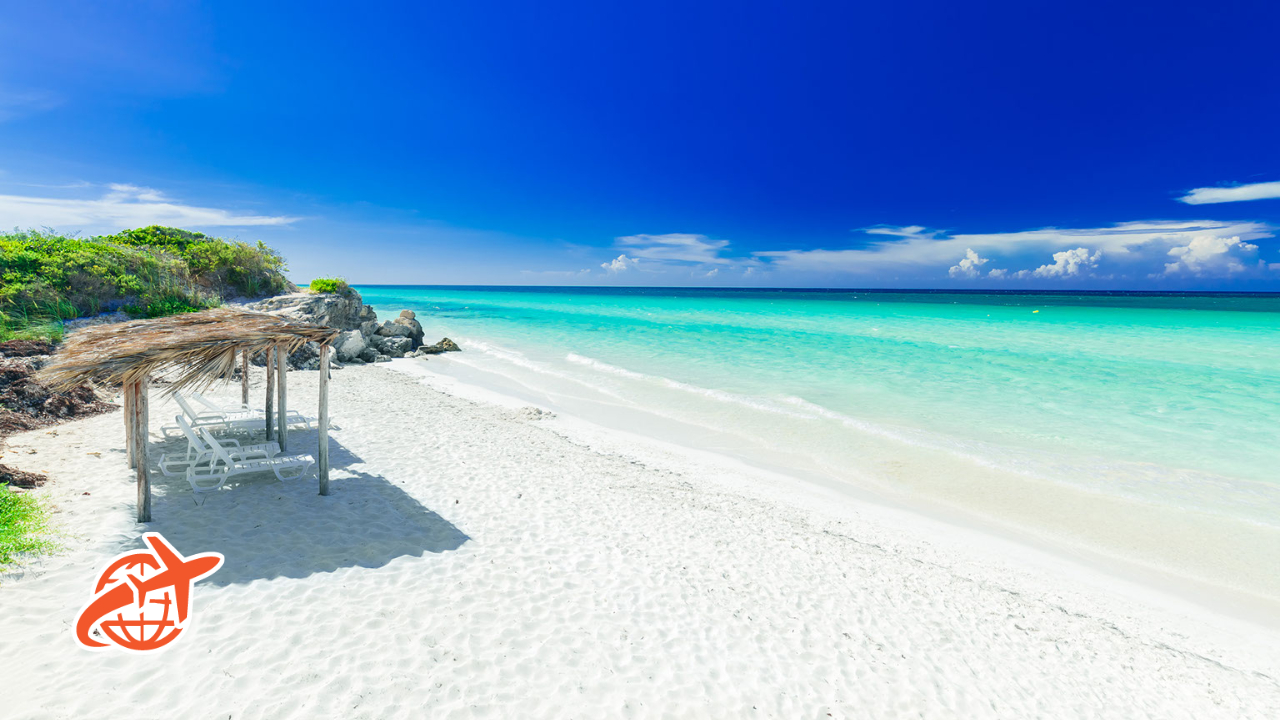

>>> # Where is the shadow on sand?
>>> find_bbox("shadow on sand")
[107,426,469,586]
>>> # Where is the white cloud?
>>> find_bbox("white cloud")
[614,233,732,264]
[1032,247,1102,278]
[106,183,166,202]
[601,254,637,273]
[864,225,938,238]
[1162,235,1258,276]
[0,183,297,231]
[947,248,989,278]
[1178,181,1280,205]
[594,232,744,279]
[755,220,1272,278]
[581,219,1277,285]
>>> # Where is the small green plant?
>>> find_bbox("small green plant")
[307,277,349,294]
[0,485,59,570]
[122,293,212,319]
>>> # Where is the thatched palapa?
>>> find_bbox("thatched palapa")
[39,308,338,393]
[38,307,340,523]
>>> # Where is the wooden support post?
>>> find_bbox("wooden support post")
[124,382,135,468]
[265,349,275,441]
[241,350,250,408]
[141,377,149,447]
[132,380,151,522]
[318,344,330,496]
[276,346,288,452]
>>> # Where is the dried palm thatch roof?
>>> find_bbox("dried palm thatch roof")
[38,308,339,393]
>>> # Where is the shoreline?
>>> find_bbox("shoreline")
[4,362,1279,717]
[388,348,1280,629]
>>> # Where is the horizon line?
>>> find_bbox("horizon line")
[335,284,1280,296]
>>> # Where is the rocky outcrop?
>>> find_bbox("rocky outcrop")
[247,288,379,369]
[247,290,376,331]
[244,288,456,368]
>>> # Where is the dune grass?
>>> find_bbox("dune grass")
[0,309,65,343]
[0,485,58,571]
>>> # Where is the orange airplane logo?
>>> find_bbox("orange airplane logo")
[74,533,224,652]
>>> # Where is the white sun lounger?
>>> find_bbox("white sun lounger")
[157,415,281,477]
[186,427,314,493]
[160,393,266,438]
[191,391,315,430]
[190,392,257,415]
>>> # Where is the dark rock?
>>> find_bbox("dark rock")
[358,347,379,363]
[287,341,321,369]
[380,336,413,358]
[334,330,367,362]
[393,315,425,348]
[419,337,462,354]
[375,321,412,338]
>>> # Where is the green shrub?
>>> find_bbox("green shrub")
[306,277,349,294]
[98,225,291,298]
[0,485,59,570]
[122,294,212,319]
[0,227,289,336]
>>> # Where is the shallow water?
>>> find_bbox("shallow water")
[357,286,1280,572]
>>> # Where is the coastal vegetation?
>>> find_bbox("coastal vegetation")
[0,227,292,341]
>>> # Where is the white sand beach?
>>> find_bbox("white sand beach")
[4,360,1280,719]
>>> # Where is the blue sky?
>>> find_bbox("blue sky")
[1,0,1278,289]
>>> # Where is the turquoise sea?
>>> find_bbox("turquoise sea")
[358,286,1280,602]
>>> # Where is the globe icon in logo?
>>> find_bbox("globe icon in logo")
[75,533,224,653]
[92,553,184,650]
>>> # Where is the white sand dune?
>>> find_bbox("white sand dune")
[3,361,1279,719]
